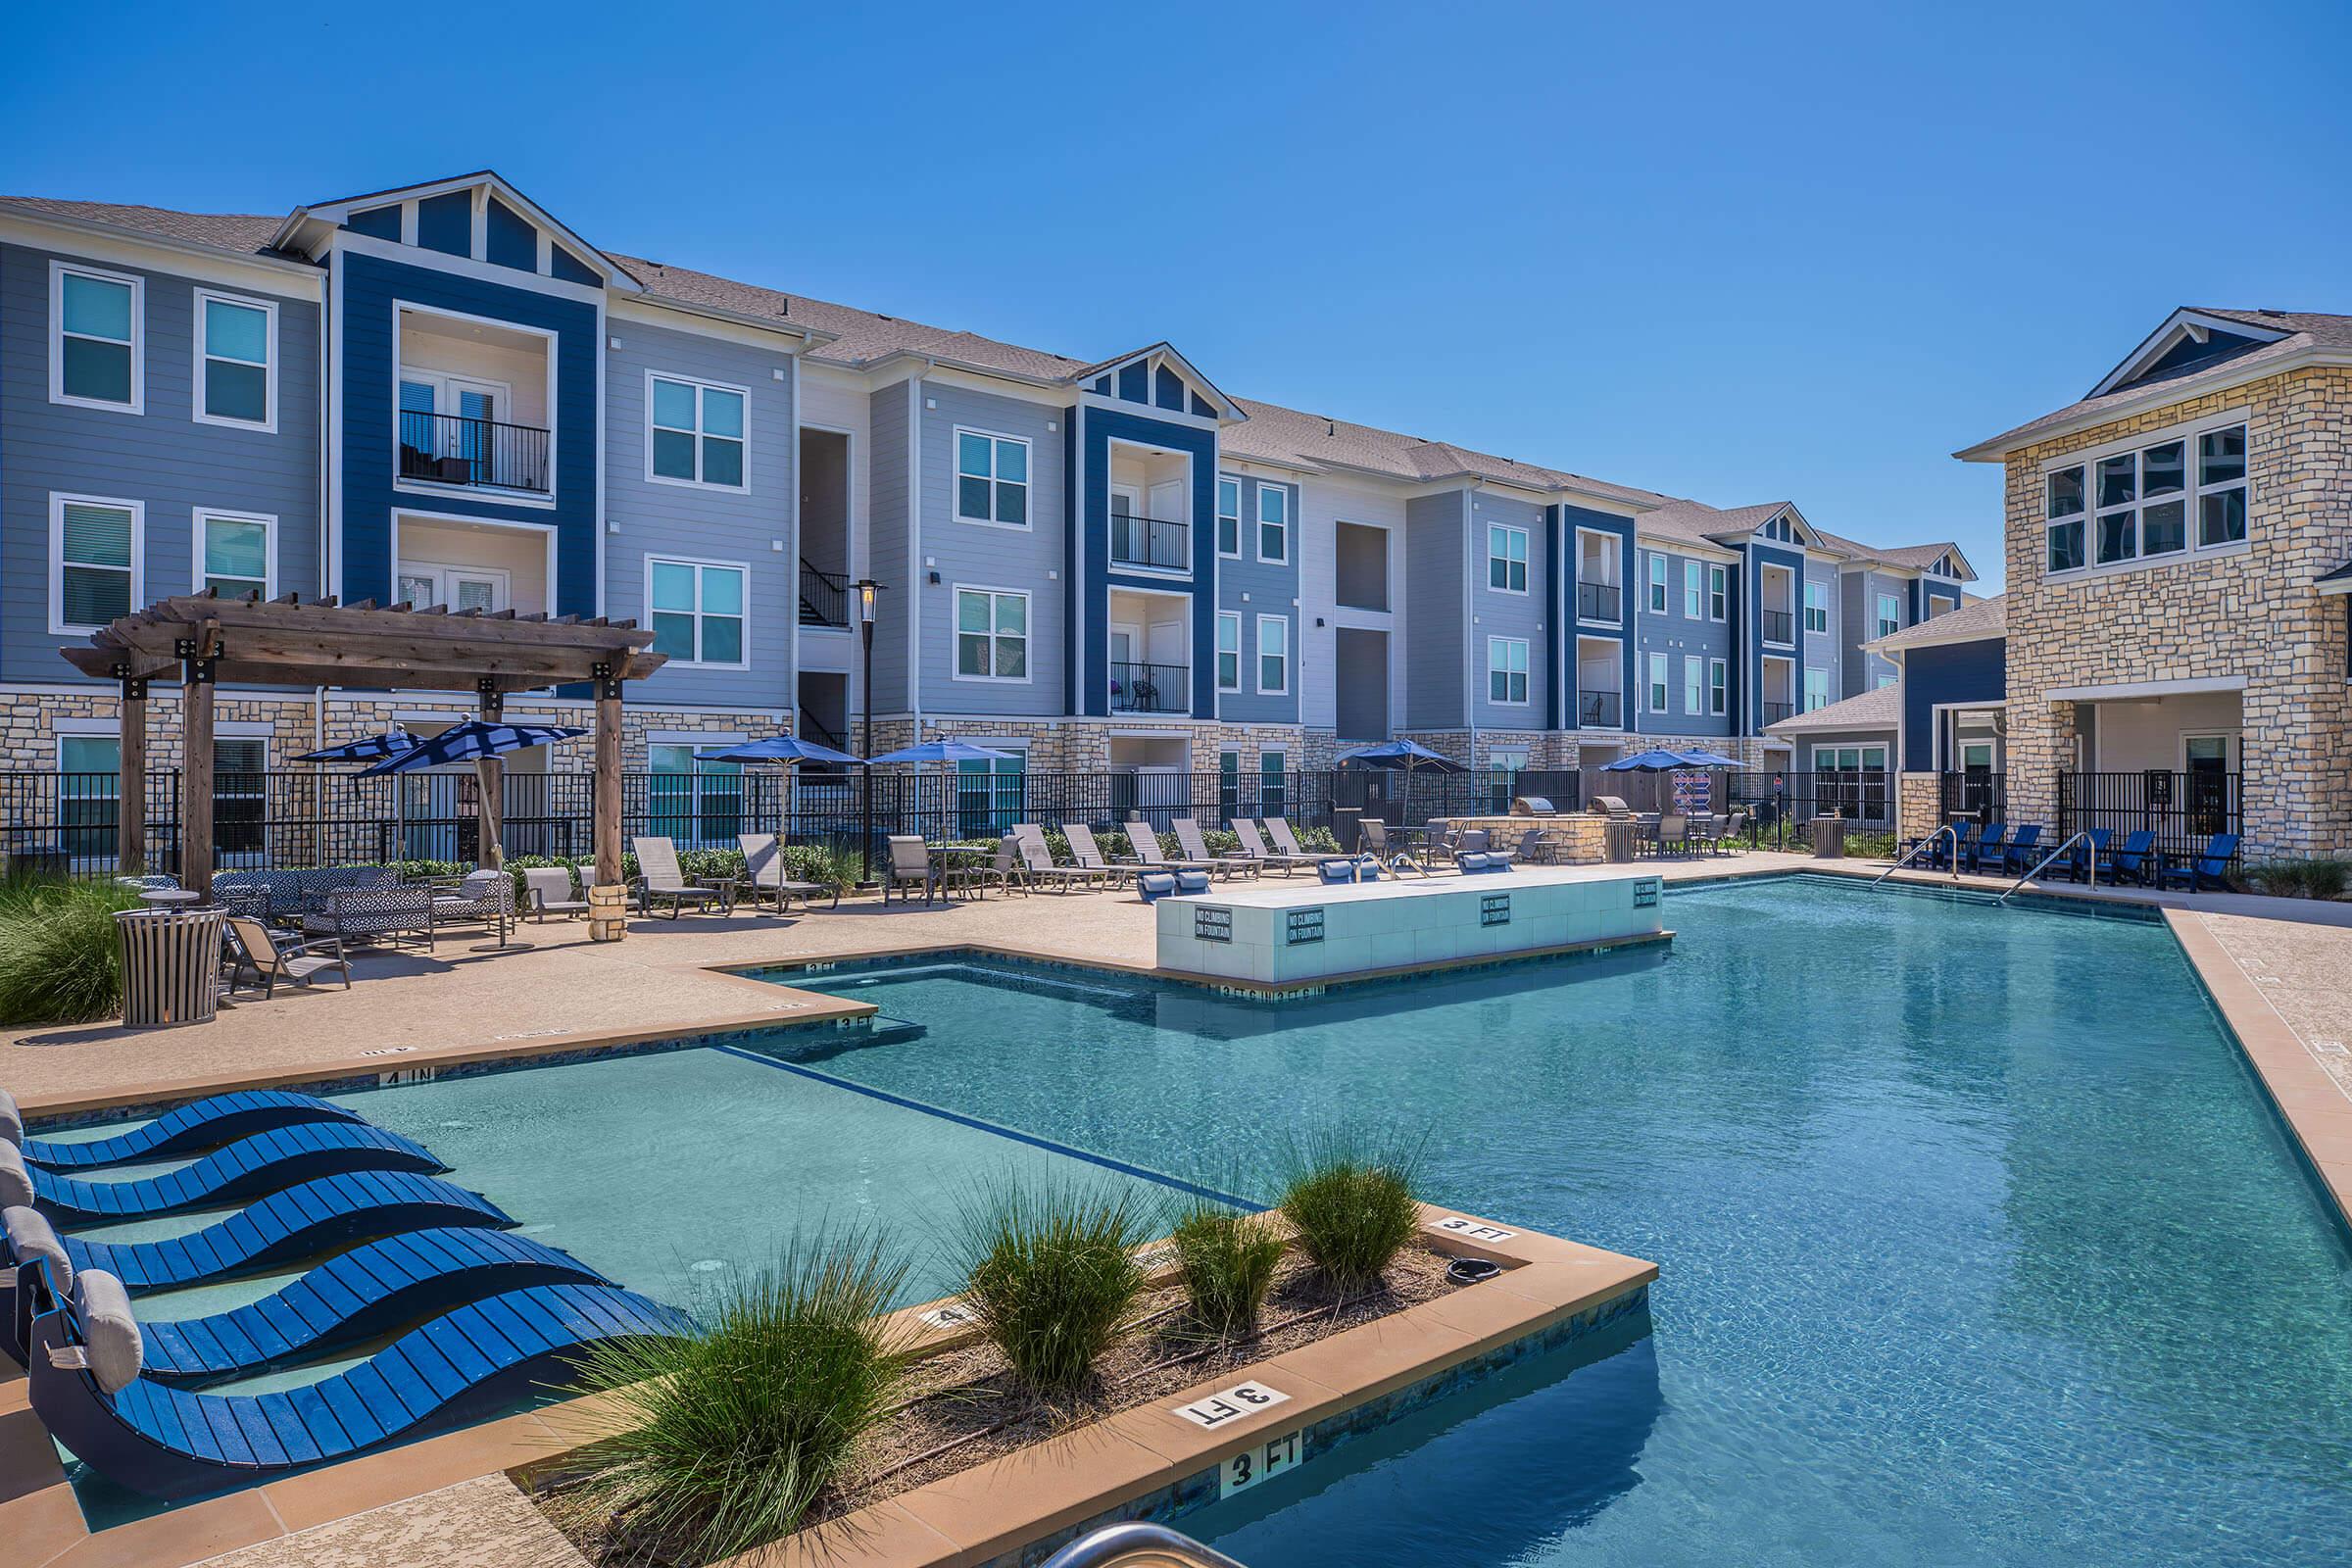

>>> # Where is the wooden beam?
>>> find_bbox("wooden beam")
[475,686,505,870]
[180,644,216,899]
[118,675,147,874]
[594,674,624,890]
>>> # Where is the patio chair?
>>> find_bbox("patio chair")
[1063,823,1136,886]
[2000,823,2046,876]
[1232,819,1320,875]
[1964,822,2010,876]
[1173,817,1258,877]
[1422,818,1463,865]
[1921,819,1980,871]
[1012,824,1102,893]
[631,836,724,918]
[1704,809,1749,855]
[1131,828,1219,875]
[520,866,589,921]
[983,834,1030,897]
[1651,812,1690,858]
[1264,818,1322,859]
[1359,816,1425,875]
[224,915,350,999]
[429,869,514,946]
[1495,826,1550,866]
[2158,833,2240,893]
[2,1089,362,1172]
[2052,827,2113,884]
[2107,829,2158,886]
[884,835,942,904]
[304,885,434,951]
[737,833,839,914]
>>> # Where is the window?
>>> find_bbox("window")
[647,558,747,666]
[647,742,744,850]
[1216,477,1241,556]
[1683,655,1703,715]
[1647,553,1668,613]
[2048,419,2249,574]
[1219,749,1241,820]
[1259,751,1288,817]
[58,735,120,861]
[650,375,747,489]
[1488,637,1529,705]
[1215,612,1241,691]
[956,588,1029,679]
[1488,525,1528,592]
[955,430,1029,527]
[1257,484,1289,563]
[2045,465,2086,573]
[2198,424,2247,547]
[1646,652,1669,713]
[197,511,272,599]
[1804,666,1831,711]
[1879,673,1898,690]
[955,750,1025,837]
[1709,564,1728,621]
[1257,614,1290,693]
[1875,592,1901,640]
[1803,580,1829,634]
[52,264,141,412]
[1684,561,1702,619]
[1709,658,1728,715]
[195,291,272,429]
[51,495,140,633]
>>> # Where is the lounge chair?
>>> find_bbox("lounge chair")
[224,916,350,999]
[2052,827,2113,884]
[1964,822,2010,875]
[632,836,725,917]
[428,869,514,946]
[737,833,839,914]
[1130,828,1219,876]
[1012,825,1102,893]
[521,866,589,921]
[1062,823,1135,886]
[2107,829,2158,886]
[1911,819,1976,870]
[2,1123,444,1226]
[1135,869,1213,904]
[2000,823,2045,875]
[1173,817,1257,877]
[1233,819,1320,875]
[1500,826,1552,866]
[0,1089,364,1173]
[1264,819,1324,860]
[24,1262,688,1500]
[2158,833,2240,893]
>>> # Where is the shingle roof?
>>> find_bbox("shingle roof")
[1763,683,1899,735]
[1630,499,1795,550]
[1220,401,1667,504]
[0,196,290,258]
[1809,528,1966,573]
[1872,593,2006,651]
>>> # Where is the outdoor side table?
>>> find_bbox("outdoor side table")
[116,907,226,1028]
[139,888,204,907]
[691,875,739,913]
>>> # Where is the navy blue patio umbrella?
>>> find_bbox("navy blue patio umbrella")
[292,725,419,764]
[1671,749,1746,769]
[864,739,1018,766]
[354,721,587,777]
[692,735,864,767]
[1601,748,1697,772]
[1334,739,1467,774]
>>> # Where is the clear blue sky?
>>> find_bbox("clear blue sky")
[11,0,2352,593]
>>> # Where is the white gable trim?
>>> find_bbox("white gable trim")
[2085,308,2289,400]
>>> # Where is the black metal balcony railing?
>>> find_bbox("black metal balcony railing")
[1111,661,1188,714]
[799,561,849,628]
[1578,581,1622,621]
[1110,514,1190,571]
[1581,690,1623,727]
[398,411,552,493]
[1763,701,1795,724]
[1762,608,1794,644]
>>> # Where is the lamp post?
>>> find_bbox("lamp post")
[856,578,881,884]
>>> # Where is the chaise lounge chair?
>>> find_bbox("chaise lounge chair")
[1,1122,446,1226]
[1232,819,1321,876]
[1263,818,1324,861]
[24,1261,690,1499]
[224,917,352,999]
[737,833,840,914]
[632,836,726,917]
[1012,825,1104,893]
[1130,828,1218,877]
[1061,823,1134,886]
[1173,817,1258,878]
[0,1089,364,1172]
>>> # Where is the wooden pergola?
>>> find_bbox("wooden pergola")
[61,593,665,897]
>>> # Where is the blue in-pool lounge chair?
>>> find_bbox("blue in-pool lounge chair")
[2,1089,365,1172]
[2,1122,446,1226]
[24,1261,690,1499]
[2000,824,2045,875]
[2108,830,2158,885]
[2158,833,2240,892]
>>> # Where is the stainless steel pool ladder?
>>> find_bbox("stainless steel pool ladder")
[1873,824,1960,886]
[1996,830,2097,905]
[1042,1524,1250,1568]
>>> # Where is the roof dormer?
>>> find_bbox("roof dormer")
[270,171,638,293]
[1071,342,1246,423]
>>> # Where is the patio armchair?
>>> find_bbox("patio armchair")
[520,866,589,921]
[884,835,943,905]
[1704,809,1749,855]
[2107,830,2158,886]
[737,833,840,914]
[630,836,726,918]
[1650,812,1690,858]
[428,869,514,947]
[302,886,434,951]
[2000,824,2046,876]
[1964,822,2010,876]
[224,916,351,999]
[1358,816,1425,875]
[216,866,398,925]
[2158,833,2240,893]
[2052,827,2113,884]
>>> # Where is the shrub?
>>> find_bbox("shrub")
[2245,858,2351,901]
[0,878,146,1025]
[951,1176,1150,1397]
[558,1229,912,1563]
[1169,1200,1286,1338]
[1276,1132,1425,1296]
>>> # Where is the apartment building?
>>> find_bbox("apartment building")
[0,170,1973,801]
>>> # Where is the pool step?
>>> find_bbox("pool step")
[858,1013,929,1048]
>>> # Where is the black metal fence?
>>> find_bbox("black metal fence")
[1110,662,1188,714]
[2059,770,2241,858]
[1938,770,2005,822]
[799,561,850,627]
[395,411,551,493]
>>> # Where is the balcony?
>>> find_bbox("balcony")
[1110,513,1189,572]
[1578,581,1622,622]
[1580,690,1623,728]
[799,561,849,628]
[1762,608,1794,645]
[1764,701,1795,724]
[1111,660,1188,715]
[398,411,551,494]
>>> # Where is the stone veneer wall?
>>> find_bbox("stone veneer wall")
[859,717,1308,773]
[1897,772,1941,846]
[2000,365,2352,858]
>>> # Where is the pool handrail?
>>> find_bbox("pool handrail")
[1997,831,2097,904]
[1875,825,1959,886]
[1041,1523,1251,1568]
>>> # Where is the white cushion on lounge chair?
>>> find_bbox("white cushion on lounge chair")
[0,1087,19,1149]
[0,1143,30,1209]
[72,1269,141,1394]
[5,1203,68,1292]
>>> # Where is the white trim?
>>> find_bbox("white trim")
[1215,473,1244,559]
[2040,412,2249,584]
[1572,526,1627,628]
[1708,657,1728,716]
[191,288,278,432]
[1682,654,1704,716]
[48,260,143,415]
[2044,675,2246,702]
[191,508,279,601]
[1645,552,1669,614]
[1645,650,1670,714]
[2085,310,2290,400]
[952,425,1034,531]
[1255,480,1291,564]
[1215,610,1242,692]
[643,555,753,671]
[389,508,559,618]
[1485,521,1530,595]
[644,368,753,494]
[390,300,560,510]
[1801,576,1830,635]
[1709,563,1729,623]
[49,492,144,636]
[1255,612,1292,697]
[951,582,1034,684]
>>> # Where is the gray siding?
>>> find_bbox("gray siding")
[1802,556,1840,704]
[1468,491,1545,727]
[866,381,911,713]
[1633,544,1734,737]
[914,379,1064,716]
[1217,472,1299,724]
[602,318,796,709]
[1845,568,1905,692]
[1,242,319,686]
[1401,491,1464,729]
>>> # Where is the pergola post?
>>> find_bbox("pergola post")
[116,670,147,874]
[177,630,218,899]
[474,681,505,870]
[593,665,624,889]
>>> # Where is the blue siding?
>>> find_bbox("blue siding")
[1901,635,2006,770]
[1747,542,1806,733]
[866,382,911,713]
[1561,504,1635,732]
[1216,473,1300,725]
[920,380,1065,715]
[485,198,537,273]
[345,207,400,241]
[1077,403,1217,716]
[1469,491,1545,728]
[1117,362,1147,403]
[1401,491,1465,729]
[549,248,600,288]
[1154,364,1184,411]
[416,193,470,258]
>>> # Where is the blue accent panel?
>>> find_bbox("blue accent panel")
[1901,635,2006,770]
[1062,418,1079,714]
[1117,362,1148,403]
[345,206,400,241]
[1748,543,1806,732]
[1926,582,1961,618]
[1190,391,1213,417]
[1544,506,1562,728]
[548,246,600,287]
[1092,375,1110,394]
[337,252,599,613]
[1906,577,1922,624]
[1559,504,1635,731]
[484,198,536,272]
[1154,364,1184,411]
[415,192,471,258]
[1077,406,1219,717]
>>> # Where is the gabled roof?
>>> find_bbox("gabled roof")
[1810,530,1977,579]
[1067,341,1247,420]
[0,196,292,259]
[1763,683,1899,735]
[273,171,641,292]
[1219,400,1669,506]
[1870,593,2007,652]
[1633,499,1812,552]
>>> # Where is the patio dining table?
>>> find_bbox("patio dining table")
[926,842,1004,899]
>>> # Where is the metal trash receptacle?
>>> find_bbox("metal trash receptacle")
[1604,820,1642,863]
[116,907,224,1027]
[1812,815,1848,859]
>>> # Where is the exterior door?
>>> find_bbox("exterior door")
[2182,735,2233,835]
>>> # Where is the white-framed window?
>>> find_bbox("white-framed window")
[1803,580,1829,634]
[1488,636,1529,705]
[195,510,274,599]
[1683,560,1702,619]
[1216,611,1241,691]
[51,262,142,413]
[1256,613,1291,694]
[51,494,142,634]
[1646,651,1669,713]
[956,429,1029,528]
[1647,552,1668,613]
[1709,658,1728,715]
[194,290,274,430]
[1879,673,1899,690]
[648,374,748,490]
[647,738,745,851]
[1216,476,1242,557]
[1257,484,1290,564]
[1804,666,1831,711]
[1488,524,1528,593]
[2045,417,2248,576]
[1875,592,1901,640]
[1709,564,1728,621]
[647,557,749,667]
[1259,749,1289,816]
[1683,655,1703,715]
[956,586,1030,680]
